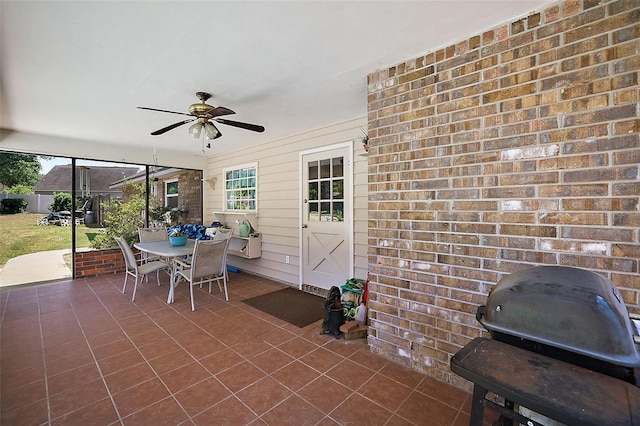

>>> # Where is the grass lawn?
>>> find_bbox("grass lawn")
[0,213,102,266]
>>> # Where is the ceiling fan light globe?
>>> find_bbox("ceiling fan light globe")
[204,122,221,140]
[188,122,202,138]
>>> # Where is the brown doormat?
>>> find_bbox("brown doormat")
[242,287,324,328]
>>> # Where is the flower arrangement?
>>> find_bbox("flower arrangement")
[169,229,185,237]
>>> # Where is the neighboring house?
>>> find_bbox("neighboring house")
[109,167,203,225]
[34,165,141,198]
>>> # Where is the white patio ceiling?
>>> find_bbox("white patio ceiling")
[1,1,551,166]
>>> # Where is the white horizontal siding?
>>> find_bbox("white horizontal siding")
[205,117,368,286]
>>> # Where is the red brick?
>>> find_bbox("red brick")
[365,0,640,389]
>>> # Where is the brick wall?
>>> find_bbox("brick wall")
[151,170,203,225]
[366,0,639,389]
[177,170,203,224]
[75,248,124,278]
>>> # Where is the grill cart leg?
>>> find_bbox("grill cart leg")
[502,400,514,426]
[470,384,487,425]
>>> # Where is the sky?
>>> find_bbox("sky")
[39,157,138,175]
[39,157,71,174]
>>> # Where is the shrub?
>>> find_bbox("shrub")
[91,182,146,249]
[49,192,80,212]
[1,198,28,214]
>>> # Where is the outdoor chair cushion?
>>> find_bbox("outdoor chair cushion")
[168,224,210,240]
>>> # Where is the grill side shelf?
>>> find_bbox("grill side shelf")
[451,337,640,426]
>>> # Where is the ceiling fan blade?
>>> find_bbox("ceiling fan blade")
[150,119,195,135]
[202,106,236,118]
[214,118,265,133]
[138,106,193,117]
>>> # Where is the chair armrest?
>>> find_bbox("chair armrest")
[173,258,191,269]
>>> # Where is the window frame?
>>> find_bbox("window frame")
[223,162,258,212]
[164,178,179,208]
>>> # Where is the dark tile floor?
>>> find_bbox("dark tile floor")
[0,271,489,425]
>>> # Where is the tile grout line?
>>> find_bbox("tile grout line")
[100,273,286,422]
[35,286,53,426]
[83,276,191,424]
[64,280,125,425]
[3,274,470,424]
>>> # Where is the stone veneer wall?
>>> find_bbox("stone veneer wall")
[366,0,639,389]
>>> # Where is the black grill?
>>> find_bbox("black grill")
[476,265,640,385]
[451,266,640,426]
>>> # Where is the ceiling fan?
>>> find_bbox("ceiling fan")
[138,92,265,144]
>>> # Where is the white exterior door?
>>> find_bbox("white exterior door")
[300,144,353,290]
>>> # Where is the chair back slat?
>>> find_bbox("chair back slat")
[139,227,168,242]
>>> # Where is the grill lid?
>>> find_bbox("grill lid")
[477,266,640,368]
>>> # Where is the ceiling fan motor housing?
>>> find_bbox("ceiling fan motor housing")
[189,103,217,116]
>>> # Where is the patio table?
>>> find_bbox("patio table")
[134,239,195,304]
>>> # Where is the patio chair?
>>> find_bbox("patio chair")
[173,238,230,311]
[139,227,168,241]
[138,227,168,262]
[213,228,232,281]
[115,236,169,302]
[138,227,170,282]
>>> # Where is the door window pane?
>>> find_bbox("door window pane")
[308,161,318,180]
[332,157,343,177]
[333,202,344,222]
[308,202,319,221]
[308,182,318,201]
[332,180,343,199]
[320,202,331,221]
[320,159,330,179]
[321,181,331,200]
[307,156,345,223]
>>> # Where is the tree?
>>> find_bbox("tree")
[0,153,43,189]
[7,184,33,194]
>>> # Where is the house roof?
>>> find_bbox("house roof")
[34,165,142,193]
[109,167,183,189]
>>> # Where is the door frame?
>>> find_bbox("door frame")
[298,142,354,289]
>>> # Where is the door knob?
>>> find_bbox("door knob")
[302,224,308,228]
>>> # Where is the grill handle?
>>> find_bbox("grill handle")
[632,313,640,344]
[476,305,486,322]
